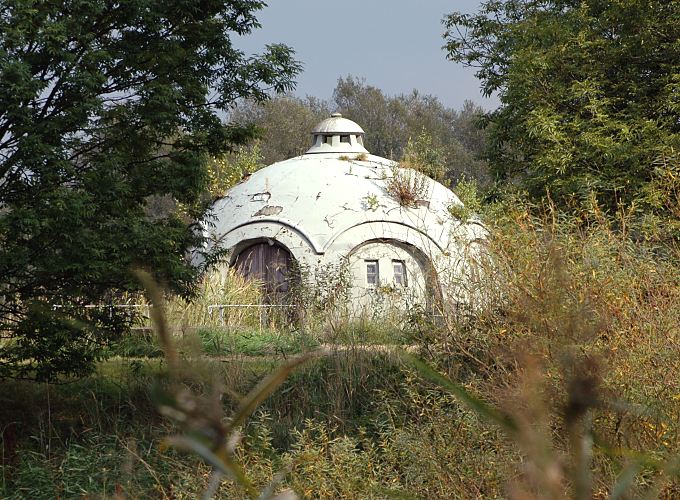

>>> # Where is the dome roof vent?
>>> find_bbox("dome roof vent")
[306,113,369,154]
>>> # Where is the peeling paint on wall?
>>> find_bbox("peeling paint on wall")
[253,205,283,217]
[250,192,271,202]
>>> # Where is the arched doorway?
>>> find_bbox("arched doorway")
[232,240,295,300]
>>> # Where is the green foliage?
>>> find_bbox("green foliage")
[0,0,301,380]
[231,95,330,165]
[290,260,353,319]
[231,78,490,184]
[639,148,680,243]
[334,76,490,184]
[400,129,448,184]
[362,193,379,211]
[327,319,410,346]
[448,177,483,222]
[206,142,265,199]
[108,328,163,358]
[444,1,680,210]
[197,327,316,357]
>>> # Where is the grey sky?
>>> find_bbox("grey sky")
[236,1,500,111]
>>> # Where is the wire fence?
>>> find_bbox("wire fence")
[50,303,297,330]
[208,304,296,329]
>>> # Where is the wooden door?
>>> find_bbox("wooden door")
[233,242,292,297]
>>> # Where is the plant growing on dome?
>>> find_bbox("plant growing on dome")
[385,166,429,208]
[362,193,380,211]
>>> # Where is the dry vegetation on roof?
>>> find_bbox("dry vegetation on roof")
[385,165,429,208]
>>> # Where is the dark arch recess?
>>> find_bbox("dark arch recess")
[231,239,298,300]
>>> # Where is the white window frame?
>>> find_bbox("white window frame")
[365,260,379,286]
[392,260,407,286]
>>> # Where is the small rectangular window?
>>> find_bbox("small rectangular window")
[393,260,407,286]
[366,260,379,285]
[340,135,350,143]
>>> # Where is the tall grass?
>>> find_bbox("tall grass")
[2,197,679,498]
[415,196,680,497]
[165,265,263,329]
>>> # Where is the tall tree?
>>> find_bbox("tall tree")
[444,0,680,209]
[228,78,490,184]
[333,76,490,184]
[230,95,330,165]
[0,0,300,380]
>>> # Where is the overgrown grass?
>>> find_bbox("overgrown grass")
[2,197,680,498]
[0,355,513,498]
[197,326,318,357]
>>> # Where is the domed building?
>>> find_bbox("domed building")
[205,114,486,314]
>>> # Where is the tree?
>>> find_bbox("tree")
[444,1,680,210]
[226,78,491,183]
[0,0,301,380]
[333,76,490,184]
[230,95,330,165]
[400,129,448,185]
[206,142,266,197]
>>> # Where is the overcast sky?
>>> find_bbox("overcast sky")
[236,1,500,111]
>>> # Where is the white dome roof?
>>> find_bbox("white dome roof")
[312,113,365,135]
[208,153,481,259]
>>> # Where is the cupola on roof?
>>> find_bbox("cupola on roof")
[306,113,368,155]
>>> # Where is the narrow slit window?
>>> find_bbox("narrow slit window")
[393,260,407,286]
[366,260,379,286]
